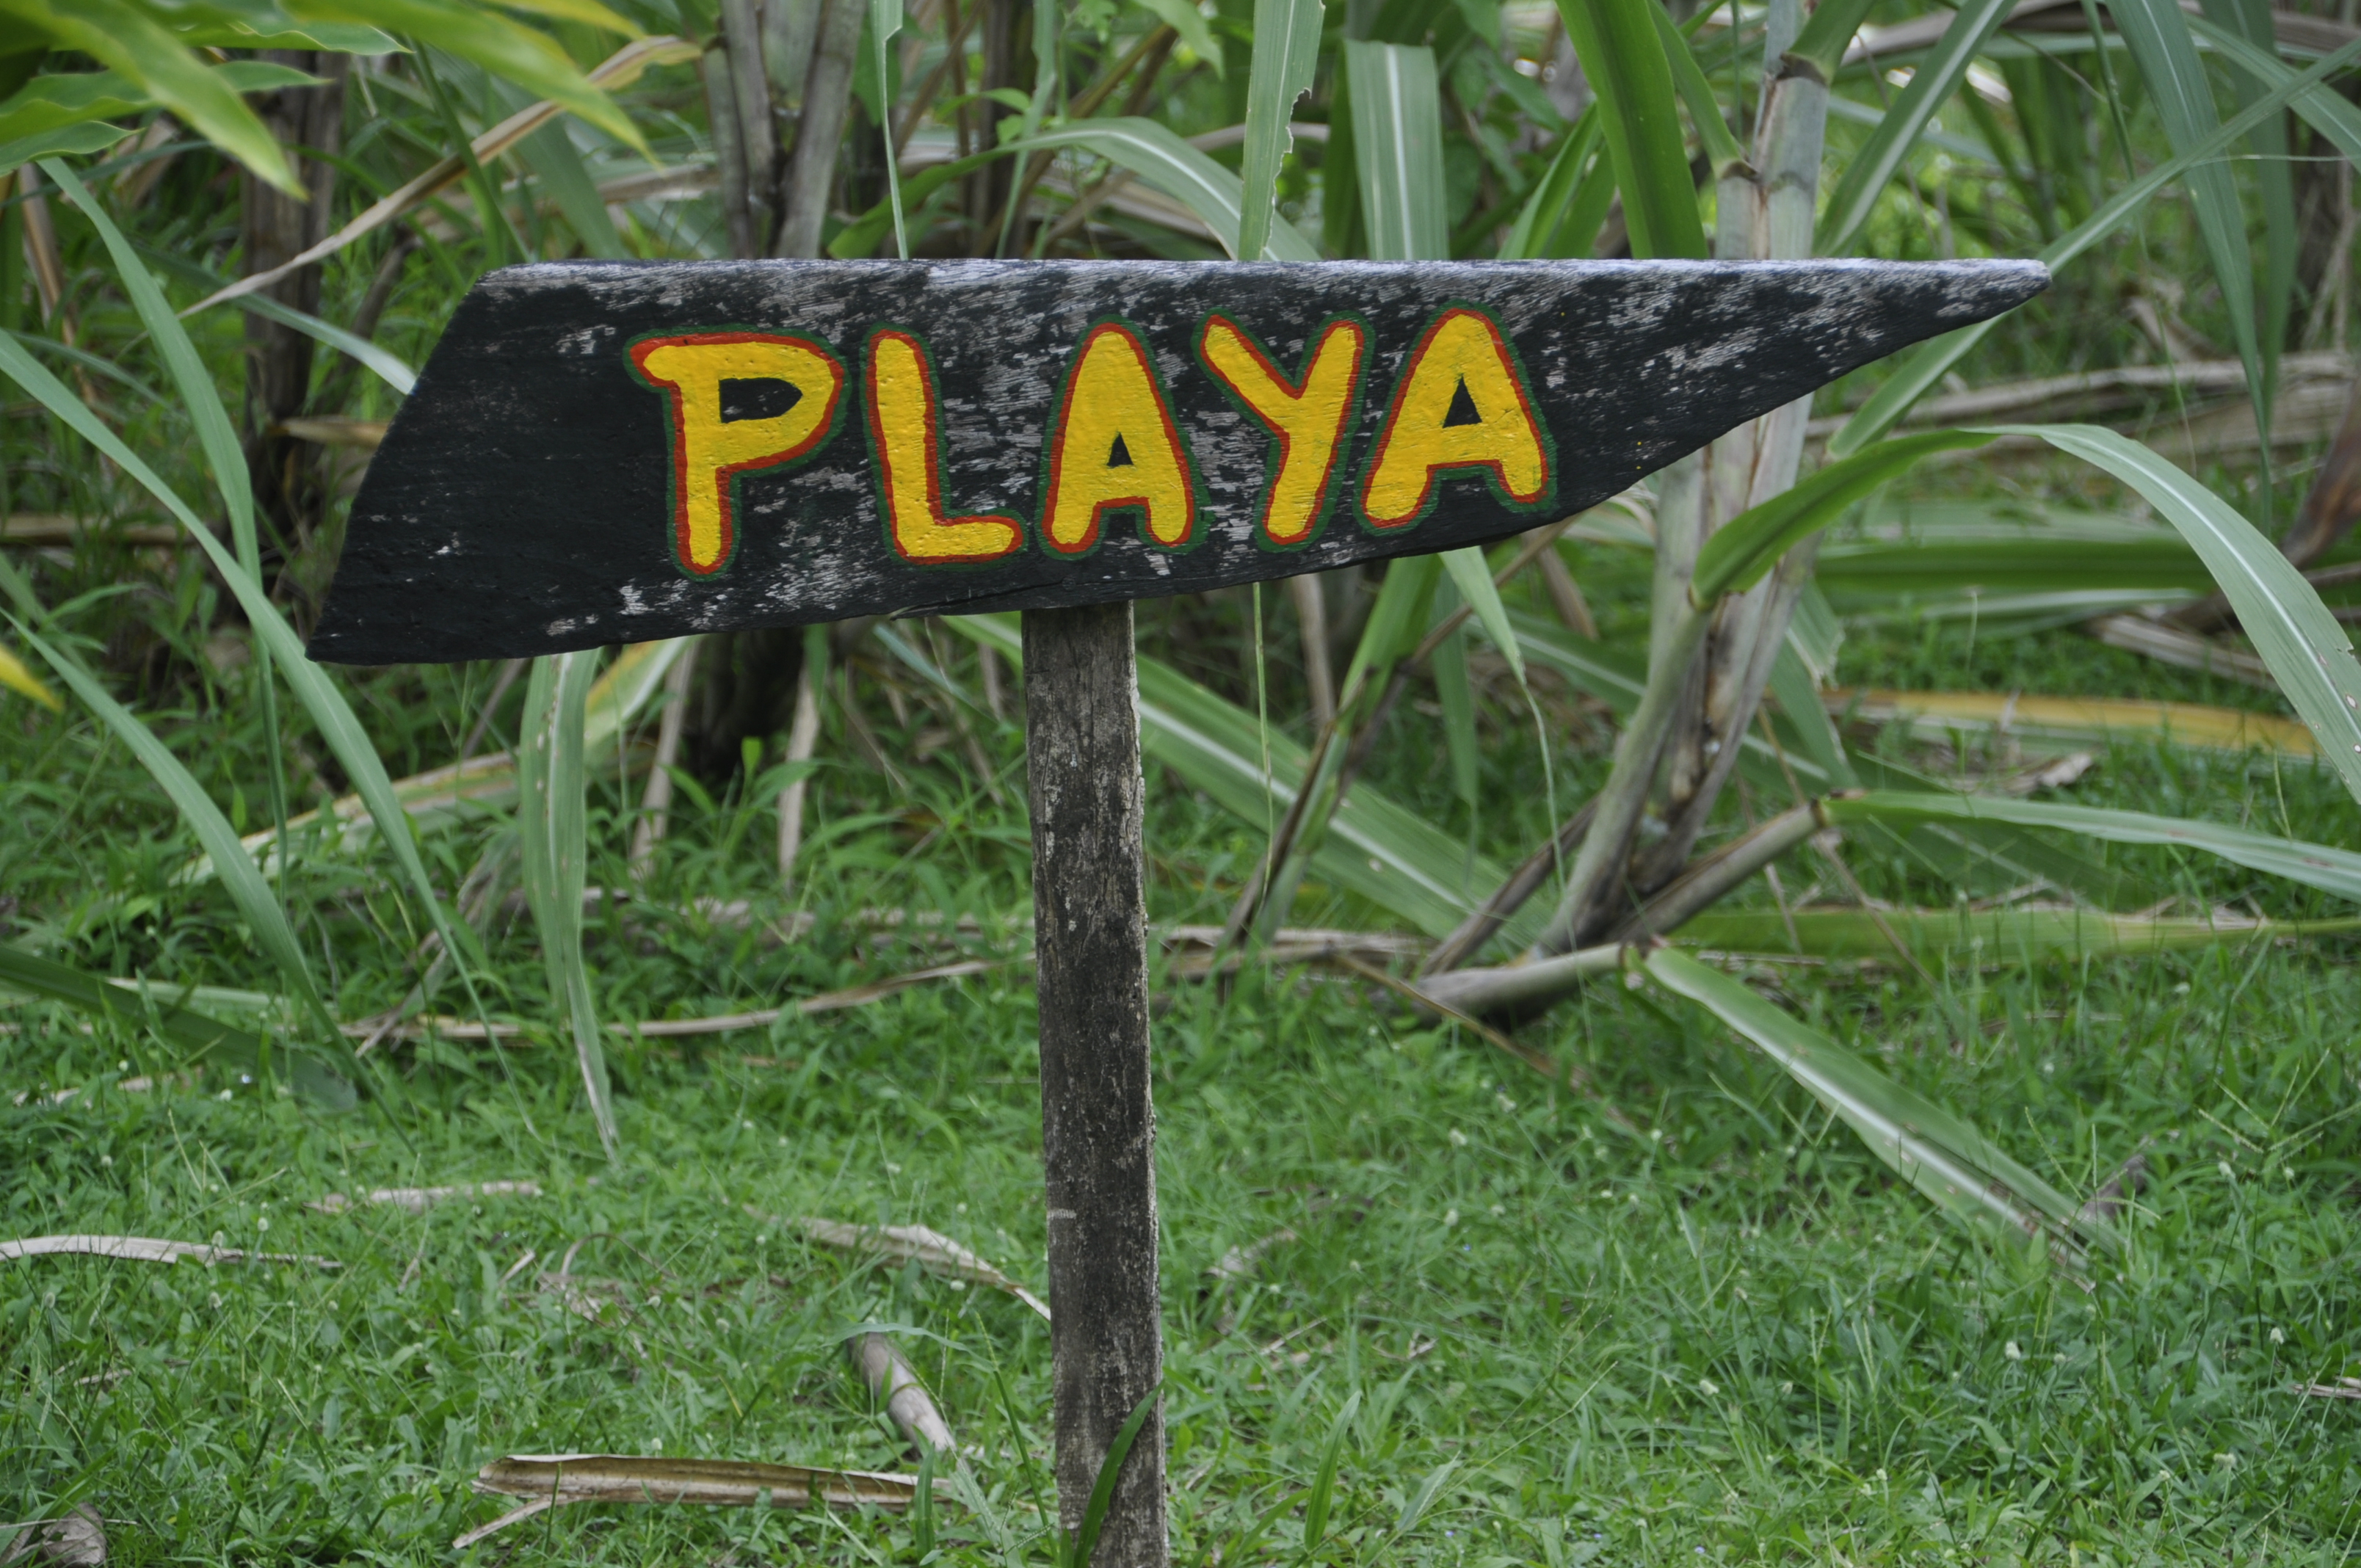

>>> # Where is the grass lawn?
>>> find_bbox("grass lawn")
[8,610,2361,1565]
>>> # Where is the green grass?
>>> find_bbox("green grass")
[9,614,2361,1563]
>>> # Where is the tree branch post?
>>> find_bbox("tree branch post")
[1021,602,1168,1568]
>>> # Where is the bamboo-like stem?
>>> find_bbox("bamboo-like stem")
[1290,573,1335,729]
[849,1332,958,1457]
[1531,594,1712,954]
[721,0,778,247]
[775,0,866,258]
[700,43,756,259]
[628,638,702,879]
[1605,799,1826,941]
[1421,796,1596,975]
[778,629,827,888]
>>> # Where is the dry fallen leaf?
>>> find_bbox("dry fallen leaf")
[781,1214,1051,1321]
[308,1180,542,1215]
[0,1235,337,1268]
[1,1506,106,1566]
[2296,1377,2361,1400]
[457,1454,930,1546]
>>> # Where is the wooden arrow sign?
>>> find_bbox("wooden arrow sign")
[309,258,2045,665]
[306,255,2045,1568]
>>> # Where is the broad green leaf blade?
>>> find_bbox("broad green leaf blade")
[1992,422,2361,803]
[2103,0,2263,456]
[1440,545,1525,684]
[1554,0,1705,260]
[295,0,651,154]
[0,120,132,171]
[1005,118,1321,260]
[240,291,418,394]
[1344,40,1449,261]
[521,652,617,1158]
[1676,904,2361,962]
[1816,0,2016,255]
[1691,430,1995,602]
[0,942,354,1110]
[1644,948,2092,1245]
[6,0,298,192]
[1431,611,1480,809]
[11,623,336,1040]
[2190,18,2361,163]
[1237,0,1322,262]
[0,308,476,1020]
[42,161,258,576]
[1647,2,1742,174]
[1826,791,2361,902]
[1829,30,2361,455]
[1498,106,1600,261]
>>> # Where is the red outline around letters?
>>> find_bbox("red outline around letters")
[1037,321,1197,556]
[627,330,844,578]
[863,327,1023,567]
[1357,306,1551,531]
[1194,314,1367,548]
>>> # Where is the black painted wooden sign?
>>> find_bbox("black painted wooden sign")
[310,258,2045,666]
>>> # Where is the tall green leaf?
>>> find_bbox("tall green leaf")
[0,942,353,1110]
[1,0,300,191]
[1691,430,1997,602]
[1498,106,1601,260]
[1343,40,1448,263]
[1991,423,2361,804]
[1003,118,1321,260]
[1238,0,1324,263]
[10,623,339,1045]
[1644,948,2096,1249]
[520,652,617,1158]
[14,174,488,1030]
[1553,0,1705,259]
[2102,0,2265,468]
[1816,0,2017,255]
[1829,29,2361,454]
[1826,791,2361,903]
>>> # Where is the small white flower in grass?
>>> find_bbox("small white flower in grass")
[1489,1204,1505,1216]
[1779,1381,1794,1394]
[2271,1326,2286,1345]
[1443,1208,1459,1228]
[741,1119,755,1131]
[1448,1129,1468,1147]
[99,1155,111,1168]
[2219,1161,2235,1180]
[886,1161,903,1175]
[217,1090,233,1102]
[1698,1379,1719,1397]
[2004,1340,2023,1360]
[957,1202,968,1213]
[1496,1094,1517,1114]
[2052,1352,2065,1365]
[2214,1453,2238,1471]
[948,1279,966,1291]
[255,1216,269,1233]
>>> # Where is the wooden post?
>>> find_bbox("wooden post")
[1021,600,1167,1568]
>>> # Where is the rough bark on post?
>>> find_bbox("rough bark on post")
[1022,601,1167,1568]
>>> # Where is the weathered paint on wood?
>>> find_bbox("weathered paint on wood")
[1023,601,1167,1567]
[308,258,2045,666]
